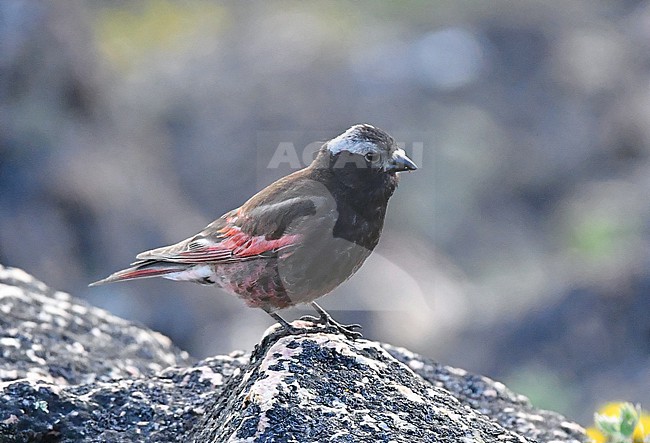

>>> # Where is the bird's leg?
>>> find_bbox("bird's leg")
[304,302,363,339]
[266,311,303,335]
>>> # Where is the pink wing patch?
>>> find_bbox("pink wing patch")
[175,226,299,263]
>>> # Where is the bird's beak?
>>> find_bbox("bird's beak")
[385,148,418,172]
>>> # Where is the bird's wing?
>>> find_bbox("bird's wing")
[134,193,330,264]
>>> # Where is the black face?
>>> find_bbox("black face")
[311,125,417,249]
[331,125,394,169]
[330,150,383,171]
[325,125,417,176]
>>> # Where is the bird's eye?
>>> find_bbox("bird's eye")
[365,152,380,163]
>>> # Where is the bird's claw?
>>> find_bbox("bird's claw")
[328,321,363,339]
[298,313,363,339]
[298,314,321,324]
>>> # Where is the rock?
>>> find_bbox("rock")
[0,265,588,442]
[0,265,193,386]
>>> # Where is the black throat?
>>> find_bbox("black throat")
[310,150,398,250]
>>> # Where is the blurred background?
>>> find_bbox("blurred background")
[1,0,649,424]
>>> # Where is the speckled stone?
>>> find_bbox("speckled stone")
[0,265,588,442]
[0,266,193,386]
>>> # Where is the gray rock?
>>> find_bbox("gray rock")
[0,265,588,442]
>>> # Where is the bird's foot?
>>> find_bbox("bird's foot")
[267,312,310,336]
[276,316,360,339]
[300,302,363,340]
[323,319,363,340]
[267,307,363,340]
[297,314,320,324]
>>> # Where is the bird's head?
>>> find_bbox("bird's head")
[321,124,417,175]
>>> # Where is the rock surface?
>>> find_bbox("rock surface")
[0,265,588,442]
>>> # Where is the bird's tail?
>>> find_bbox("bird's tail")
[89,260,188,286]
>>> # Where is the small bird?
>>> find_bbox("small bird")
[91,124,417,338]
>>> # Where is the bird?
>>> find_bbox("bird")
[90,124,417,338]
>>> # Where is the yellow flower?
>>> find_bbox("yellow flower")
[599,402,628,417]
[586,426,606,443]
[633,412,649,442]
[588,402,649,443]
